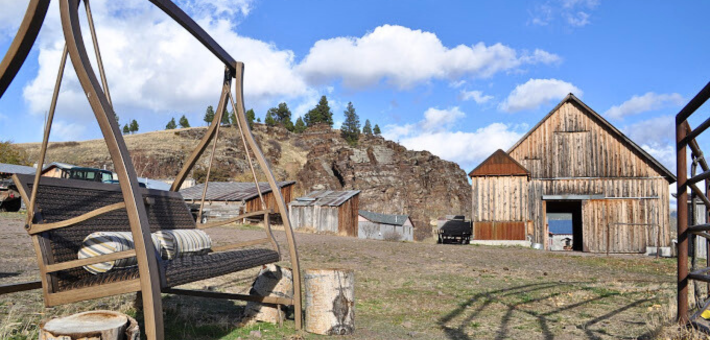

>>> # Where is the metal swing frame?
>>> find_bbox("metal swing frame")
[0,1,303,338]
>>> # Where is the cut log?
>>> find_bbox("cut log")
[243,264,293,325]
[39,310,139,340]
[305,268,355,335]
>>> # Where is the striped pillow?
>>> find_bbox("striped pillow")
[77,232,160,275]
[153,230,212,260]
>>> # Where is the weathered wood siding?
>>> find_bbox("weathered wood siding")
[525,178,670,248]
[245,185,294,213]
[337,194,359,237]
[471,176,528,222]
[581,199,664,253]
[474,221,526,240]
[289,205,340,234]
[509,101,666,179]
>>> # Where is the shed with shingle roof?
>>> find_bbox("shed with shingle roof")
[288,190,360,237]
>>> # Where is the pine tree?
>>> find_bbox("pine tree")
[373,124,381,136]
[246,109,255,128]
[221,110,230,124]
[363,119,372,136]
[304,95,333,127]
[122,124,130,134]
[203,105,215,125]
[341,102,360,146]
[257,117,261,123]
[264,111,276,126]
[129,119,139,134]
[267,103,294,131]
[179,115,190,128]
[166,117,177,130]
[294,117,306,133]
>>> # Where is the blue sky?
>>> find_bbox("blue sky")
[0,0,708,175]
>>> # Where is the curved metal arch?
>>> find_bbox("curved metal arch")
[0,0,50,98]
[59,1,165,340]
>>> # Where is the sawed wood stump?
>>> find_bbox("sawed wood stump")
[305,268,355,335]
[39,310,139,340]
[243,264,293,325]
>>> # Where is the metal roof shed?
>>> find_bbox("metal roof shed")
[289,190,360,237]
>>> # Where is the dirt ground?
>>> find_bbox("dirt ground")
[0,213,688,339]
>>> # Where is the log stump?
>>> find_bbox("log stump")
[243,264,293,325]
[39,310,139,340]
[305,269,355,335]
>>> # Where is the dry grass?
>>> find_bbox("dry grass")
[0,214,708,339]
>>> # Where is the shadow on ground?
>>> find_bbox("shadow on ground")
[438,281,656,340]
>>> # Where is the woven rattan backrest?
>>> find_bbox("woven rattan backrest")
[14,174,195,282]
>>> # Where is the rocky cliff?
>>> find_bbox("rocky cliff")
[20,123,471,239]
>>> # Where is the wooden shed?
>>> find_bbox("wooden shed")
[469,94,676,254]
[181,181,295,221]
[289,190,360,237]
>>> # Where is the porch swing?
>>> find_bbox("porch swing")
[0,1,303,339]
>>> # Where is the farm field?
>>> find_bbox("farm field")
[0,212,683,339]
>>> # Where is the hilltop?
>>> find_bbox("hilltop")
[18,124,471,239]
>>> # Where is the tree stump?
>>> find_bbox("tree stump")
[39,310,139,340]
[243,264,293,325]
[305,269,355,335]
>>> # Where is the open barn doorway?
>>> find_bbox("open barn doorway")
[545,200,583,251]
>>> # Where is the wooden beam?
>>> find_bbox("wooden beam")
[0,281,42,295]
[197,209,272,229]
[164,288,293,306]
[45,250,136,273]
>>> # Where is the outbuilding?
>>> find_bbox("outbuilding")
[469,94,675,254]
[181,181,296,222]
[358,210,414,241]
[289,190,360,237]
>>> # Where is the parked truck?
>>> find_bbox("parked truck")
[0,178,21,212]
[437,215,472,244]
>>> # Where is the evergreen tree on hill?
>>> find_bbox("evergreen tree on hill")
[264,111,276,127]
[246,109,255,128]
[203,105,215,125]
[341,102,360,146]
[304,95,333,127]
[294,117,306,133]
[179,115,190,128]
[165,117,177,130]
[267,102,294,131]
[129,119,139,134]
[373,124,381,136]
[362,119,372,136]
[122,124,130,134]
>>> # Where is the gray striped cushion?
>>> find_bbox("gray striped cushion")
[78,230,212,274]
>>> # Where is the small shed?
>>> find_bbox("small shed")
[41,162,76,178]
[180,181,296,221]
[289,190,360,237]
[358,210,414,241]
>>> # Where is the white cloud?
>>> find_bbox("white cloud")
[640,143,675,173]
[605,92,684,120]
[623,115,674,147]
[22,0,309,122]
[0,0,29,37]
[51,120,88,141]
[383,107,523,169]
[297,24,560,89]
[499,78,581,112]
[530,0,598,28]
[460,90,493,104]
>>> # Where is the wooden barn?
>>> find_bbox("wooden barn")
[180,181,295,221]
[288,190,360,237]
[469,94,676,254]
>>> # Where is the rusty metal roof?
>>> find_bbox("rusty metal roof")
[180,181,295,201]
[468,149,529,177]
[290,190,360,207]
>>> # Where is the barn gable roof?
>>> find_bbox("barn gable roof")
[358,210,410,226]
[506,93,676,183]
[468,149,529,177]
